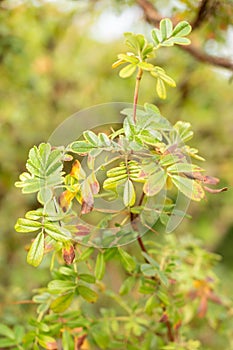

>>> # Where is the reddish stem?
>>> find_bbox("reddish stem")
[133,68,143,123]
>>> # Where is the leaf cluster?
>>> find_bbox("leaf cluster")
[113,19,192,99]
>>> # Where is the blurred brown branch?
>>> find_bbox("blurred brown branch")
[192,0,210,29]
[136,0,233,71]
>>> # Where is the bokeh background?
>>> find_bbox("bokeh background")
[0,0,232,337]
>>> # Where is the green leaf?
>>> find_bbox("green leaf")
[78,247,94,261]
[141,252,160,268]
[62,329,74,350]
[0,338,17,347]
[15,218,41,233]
[44,223,71,242]
[95,253,106,280]
[37,187,53,205]
[151,67,176,88]
[103,174,127,191]
[172,21,192,37]
[91,324,110,349]
[27,232,44,267]
[118,247,136,272]
[171,175,205,201]
[98,132,111,146]
[159,72,176,87]
[144,103,161,115]
[119,64,137,78]
[78,273,96,284]
[157,270,169,286]
[112,58,124,69]
[25,209,43,220]
[141,263,156,277]
[70,141,96,154]
[13,325,25,344]
[104,247,117,261]
[83,130,99,145]
[123,179,136,207]
[107,165,127,178]
[48,280,76,294]
[59,266,77,277]
[0,324,15,339]
[140,130,162,145]
[160,154,180,167]
[156,78,166,99]
[160,18,173,40]
[174,121,194,142]
[157,290,170,305]
[145,295,157,315]
[77,285,98,303]
[50,292,74,313]
[15,144,64,197]
[27,143,63,178]
[169,37,191,45]
[151,28,162,46]
[143,169,167,196]
[118,53,139,64]
[37,334,57,349]
[123,116,136,139]
[119,276,135,295]
[15,173,41,194]
[137,62,154,71]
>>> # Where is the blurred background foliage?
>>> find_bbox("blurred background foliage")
[0,0,232,345]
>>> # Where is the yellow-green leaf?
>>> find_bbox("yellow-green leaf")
[143,169,167,196]
[78,285,98,303]
[171,175,205,201]
[15,218,42,233]
[50,292,74,313]
[27,232,44,267]
[172,21,192,37]
[123,179,136,207]
[118,247,136,272]
[156,78,166,99]
[95,253,105,280]
[160,18,173,40]
[119,64,137,78]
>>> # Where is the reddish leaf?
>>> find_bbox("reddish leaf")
[62,243,75,265]
[75,224,90,236]
[198,296,208,318]
[204,186,227,194]
[81,200,94,214]
[174,319,182,330]
[171,175,205,201]
[185,172,220,185]
[159,312,168,323]
[189,278,222,319]
[138,170,148,179]
[88,172,100,195]
[208,291,222,304]
[63,154,73,161]
[81,180,94,214]
[45,342,58,350]
[77,334,87,349]
[143,169,166,196]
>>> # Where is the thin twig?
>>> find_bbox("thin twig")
[133,68,143,123]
